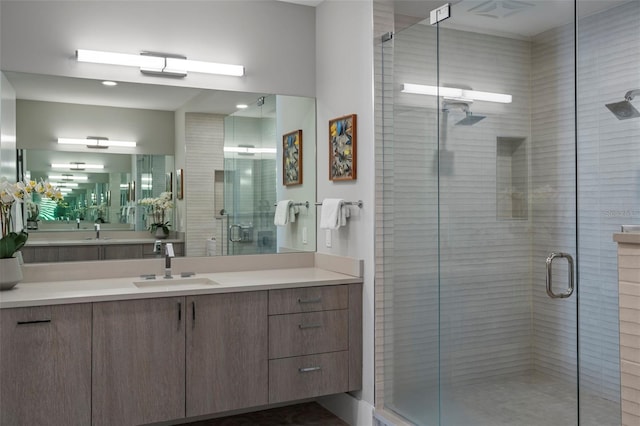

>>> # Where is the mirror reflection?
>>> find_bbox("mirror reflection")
[4,71,316,260]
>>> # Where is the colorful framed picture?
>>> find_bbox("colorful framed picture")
[176,169,184,200]
[283,129,303,186]
[329,114,357,181]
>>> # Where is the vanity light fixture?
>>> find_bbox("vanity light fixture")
[76,49,245,78]
[49,182,79,188]
[102,81,118,86]
[48,174,88,182]
[401,83,512,104]
[57,137,137,149]
[223,146,277,154]
[236,104,249,109]
[51,162,104,171]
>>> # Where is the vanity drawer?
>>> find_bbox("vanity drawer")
[269,310,348,359]
[268,285,348,314]
[268,351,348,403]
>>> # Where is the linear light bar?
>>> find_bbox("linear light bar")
[49,174,89,182]
[58,137,137,148]
[224,146,277,154]
[51,163,104,170]
[49,182,79,188]
[401,83,512,103]
[76,49,244,77]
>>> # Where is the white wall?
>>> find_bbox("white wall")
[316,1,376,424]
[16,100,174,155]
[0,1,316,97]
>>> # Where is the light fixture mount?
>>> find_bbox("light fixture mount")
[140,51,188,78]
[86,136,109,149]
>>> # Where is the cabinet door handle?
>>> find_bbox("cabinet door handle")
[17,319,51,325]
[298,323,322,329]
[192,301,196,323]
[297,297,321,304]
[298,366,322,373]
[178,302,182,322]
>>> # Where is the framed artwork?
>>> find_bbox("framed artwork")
[329,114,357,181]
[176,169,184,200]
[165,172,173,198]
[283,129,303,186]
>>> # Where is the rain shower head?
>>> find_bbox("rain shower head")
[606,89,640,120]
[443,100,486,126]
[456,111,486,126]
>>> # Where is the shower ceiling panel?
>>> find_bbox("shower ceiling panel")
[396,0,630,38]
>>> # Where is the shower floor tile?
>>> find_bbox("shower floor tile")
[389,372,620,426]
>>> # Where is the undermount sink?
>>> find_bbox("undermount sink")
[133,277,219,289]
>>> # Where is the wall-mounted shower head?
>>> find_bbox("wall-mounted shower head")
[442,100,486,126]
[605,89,640,120]
[456,111,486,126]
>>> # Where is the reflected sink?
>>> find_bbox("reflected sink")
[133,277,219,289]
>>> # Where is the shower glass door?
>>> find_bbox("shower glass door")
[436,1,578,425]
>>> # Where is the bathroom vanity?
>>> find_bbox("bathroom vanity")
[0,253,363,426]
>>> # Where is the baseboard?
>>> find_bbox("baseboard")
[318,393,374,426]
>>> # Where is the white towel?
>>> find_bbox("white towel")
[274,200,293,226]
[289,205,299,223]
[320,198,344,230]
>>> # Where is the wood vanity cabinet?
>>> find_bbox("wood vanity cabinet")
[267,284,362,403]
[92,297,186,426]
[186,291,268,417]
[0,303,92,426]
[21,242,184,262]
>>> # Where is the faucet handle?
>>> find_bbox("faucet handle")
[165,243,175,257]
[153,240,162,253]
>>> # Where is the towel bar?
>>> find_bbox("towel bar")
[315,200,363,208]
[273,201,310,208]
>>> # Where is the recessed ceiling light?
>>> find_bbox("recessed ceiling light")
[236,104,248,109]
[102,81,117,86]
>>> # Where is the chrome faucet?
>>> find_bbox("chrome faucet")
[94,223,100,239]
[153,240,163,255]
[164,243,175,279]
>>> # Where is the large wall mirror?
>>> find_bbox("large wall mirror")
[3,71,317,259]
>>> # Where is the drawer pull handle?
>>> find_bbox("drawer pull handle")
[298,323,322,329]
[297,297,321,304]
[298,366,322,373]
[17,319,51,325]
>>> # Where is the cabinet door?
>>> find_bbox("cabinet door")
[92,297,185,426]
[102,244,143,260]
[186,291,268,417]
[0,304,91,426]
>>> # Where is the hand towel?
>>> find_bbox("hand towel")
[274,200,292,226]
[320,198,344,230]
[289,205,300,223]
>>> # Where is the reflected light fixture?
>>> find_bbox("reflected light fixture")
[51,162,104,171]
[401,83,512,103]
[58,137,136,149]
[48,174,88,182]
[76,49,245,78]
[223,146,277,154]
[102,81,118,86]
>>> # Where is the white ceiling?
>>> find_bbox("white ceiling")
[396,0,630,38]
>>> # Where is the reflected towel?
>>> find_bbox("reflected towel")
[289,205,300,223]
[274,200,293,226]
[320,198,344,230]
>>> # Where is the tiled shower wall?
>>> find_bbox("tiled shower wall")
[378,0,640,412]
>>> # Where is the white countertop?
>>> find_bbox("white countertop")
[0,267,363,309]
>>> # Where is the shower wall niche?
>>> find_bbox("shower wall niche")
[496,137,528,220]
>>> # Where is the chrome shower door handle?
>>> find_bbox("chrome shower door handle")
[546,252,575,299]
[229,224,242,242]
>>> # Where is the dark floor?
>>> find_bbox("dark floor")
[184,402,349,426]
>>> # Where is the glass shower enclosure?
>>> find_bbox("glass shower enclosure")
[379,0,639,424]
